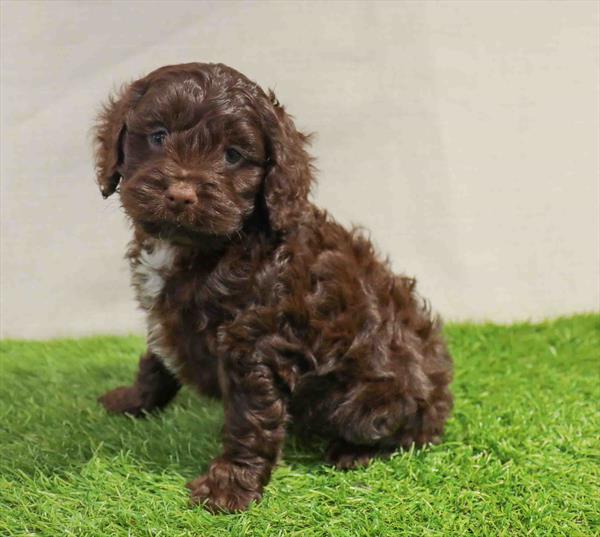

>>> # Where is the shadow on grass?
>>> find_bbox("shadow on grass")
[3,360,328,483]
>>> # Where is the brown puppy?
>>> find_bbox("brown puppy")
[94,63,453,513]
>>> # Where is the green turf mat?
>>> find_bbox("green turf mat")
[1,315,598,536]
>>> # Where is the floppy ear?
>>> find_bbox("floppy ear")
[93,80,146,198]
[261,90,315,232]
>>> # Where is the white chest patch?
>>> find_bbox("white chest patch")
[131,239,180,374]
[134,240,176,309]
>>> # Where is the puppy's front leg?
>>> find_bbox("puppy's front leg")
[98,351,181,417]
[187,353,287,512]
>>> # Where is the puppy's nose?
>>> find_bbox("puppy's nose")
[165,183,198,210]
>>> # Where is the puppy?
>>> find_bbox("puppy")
[95,63,453,513]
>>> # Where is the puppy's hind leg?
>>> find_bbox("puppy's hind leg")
[98,351,181,417]
[325,383,452,469]
[325,438,394,470]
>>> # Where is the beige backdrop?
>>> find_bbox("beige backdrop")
[1,1,599,339]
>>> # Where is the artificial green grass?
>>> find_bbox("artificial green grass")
[1,314,598,536]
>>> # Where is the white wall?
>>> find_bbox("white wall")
[1,0,598,338]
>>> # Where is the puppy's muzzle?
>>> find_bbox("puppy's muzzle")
[165,182,198,212]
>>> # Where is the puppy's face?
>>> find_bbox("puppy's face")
[122,68,269,242]
[94,63,314,243]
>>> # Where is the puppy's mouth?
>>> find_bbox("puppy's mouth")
[139,221,227,248]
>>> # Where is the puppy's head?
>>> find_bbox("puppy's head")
[94,63,313,244]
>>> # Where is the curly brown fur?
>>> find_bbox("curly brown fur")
[93,62,453,513]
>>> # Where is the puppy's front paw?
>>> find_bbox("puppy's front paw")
[98,386,144,417]
[186,459,262,513]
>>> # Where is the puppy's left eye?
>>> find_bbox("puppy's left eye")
[225,148,243,165]
[149,130,168,147]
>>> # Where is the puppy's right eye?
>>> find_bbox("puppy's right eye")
[225,148,243,165]
[149,130,168,147]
